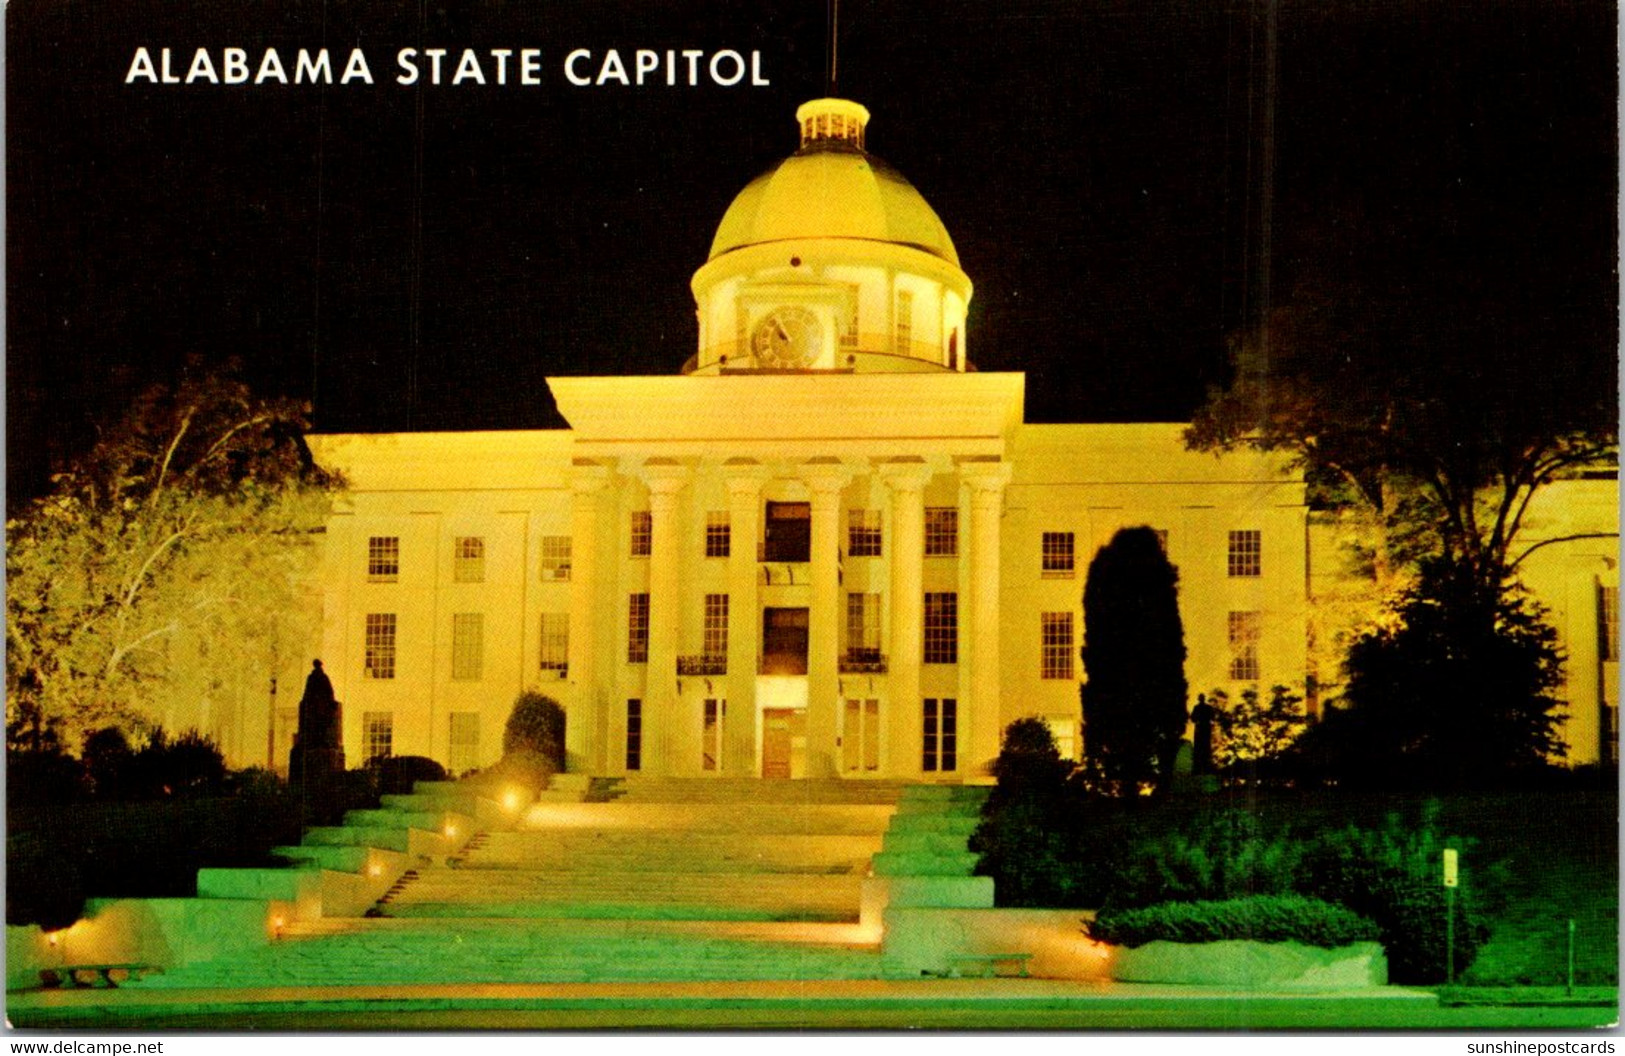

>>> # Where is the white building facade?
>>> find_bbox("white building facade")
[303,99,1611,781]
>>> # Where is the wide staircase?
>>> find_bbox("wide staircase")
[131,777,920,988]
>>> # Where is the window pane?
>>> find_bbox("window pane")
[1041,612,1074,679]
[367,536,400,583]
[1228,610,1261,680]
[449,712,480,774]
[704,593,729,659]
[628,594,650,664]
[1041,531,1075,577]
[363,711,393,764]
[539,612,569,674]
[848,509,882,557]
[451,613,484,681]
[630,511,652,558]
[364,613,397,679]
[540,535,573,581]
[924,507,958,557]
[453,536,485,583]
[705,511,731,558]
[1228,530,1262,577]
[924,592,958,664]
[625,700,642,771]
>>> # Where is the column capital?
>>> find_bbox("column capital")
[724,462,772,500]
[636,460,691,498]
[960,460,1014,494]
[571,460,611,496]
[879,460,934,494]
[802,461,854,499]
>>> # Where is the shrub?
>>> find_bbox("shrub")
[503,691,566,770]
[370,755,447,795]
[470,748,553,794]
[971,719,1080,907]
[1101,807,1302,908]
[125,728,228,798]
[1299,812,1490,983]
[6,831,86,929]
[1086,894,1379,949]
[5,747,88,807]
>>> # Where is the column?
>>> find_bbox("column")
[882,463,932,779]
[725,469,767,774]
[567,464,610,772]
[642,467,688,776]
[963,462,1013,778]
[806,467,852,778]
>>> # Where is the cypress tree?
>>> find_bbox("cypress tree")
[1080,526,1188,796]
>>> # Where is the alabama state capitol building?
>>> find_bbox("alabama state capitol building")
[305,98,1616,781]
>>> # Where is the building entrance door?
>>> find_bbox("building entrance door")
[761,707,806,779]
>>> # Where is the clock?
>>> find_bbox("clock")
[751,306,823,369]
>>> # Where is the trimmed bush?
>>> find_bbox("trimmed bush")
[972,719,1078,906]
[503,691,565,770]
[1087,894,1379,949]
[470,748,553,794]
[370,755,447,795]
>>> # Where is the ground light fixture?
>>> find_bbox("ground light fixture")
[502,787,523,812]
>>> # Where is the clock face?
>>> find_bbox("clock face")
[751,306,823,369]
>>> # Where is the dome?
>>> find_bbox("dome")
[706,99,961,267]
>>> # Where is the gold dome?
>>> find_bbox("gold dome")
[706,99,961,267]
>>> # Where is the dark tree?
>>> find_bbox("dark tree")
[1298,558,1566,789]
[1080,526,1189,796]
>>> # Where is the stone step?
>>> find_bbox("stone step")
[466,830,880,872]
[612,777,907,805]
[127,918,893,988]
[869,850,980,877]
[343,808,473,834]
[514,801,895,836]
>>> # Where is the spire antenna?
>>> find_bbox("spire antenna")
[826,0,839,95]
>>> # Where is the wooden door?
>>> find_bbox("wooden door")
[762,707,806,778]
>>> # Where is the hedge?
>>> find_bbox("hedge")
[1086,894,1380,949]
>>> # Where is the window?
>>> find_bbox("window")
[1228,610,1261,681]
[448,712,480,775]
[627,594,650,664]
[924,592,958,664]
[702,698,725,772]
[846,592,882,661]
[1044,717,1078,761]
[703,593,729,660]
[1041,531,1074,578]
[922,698,957,772]
[363,711,393,764]
[453,536,485,583]
[630,511,652,558]
[540,535,573,581]
[367,536,400,583]
[1599,585,1618,663]
[451,613,484,682]
[840,285,859,349]
[1228,530,1262,577]
[848,509,882,557]
[364,613,397,679]
[705,511,731,558]
[1041,612,1074,680]
[843,698,881,773]
[764,501,811,562]
[895,289,914,353]
[625,700,643,771]
[539,612,569,676]
[925,507,958,557]
[762,607,810,674]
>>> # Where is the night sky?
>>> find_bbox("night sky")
[7,0,1617,508]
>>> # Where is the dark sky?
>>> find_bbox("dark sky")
[7,0,1617,506]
